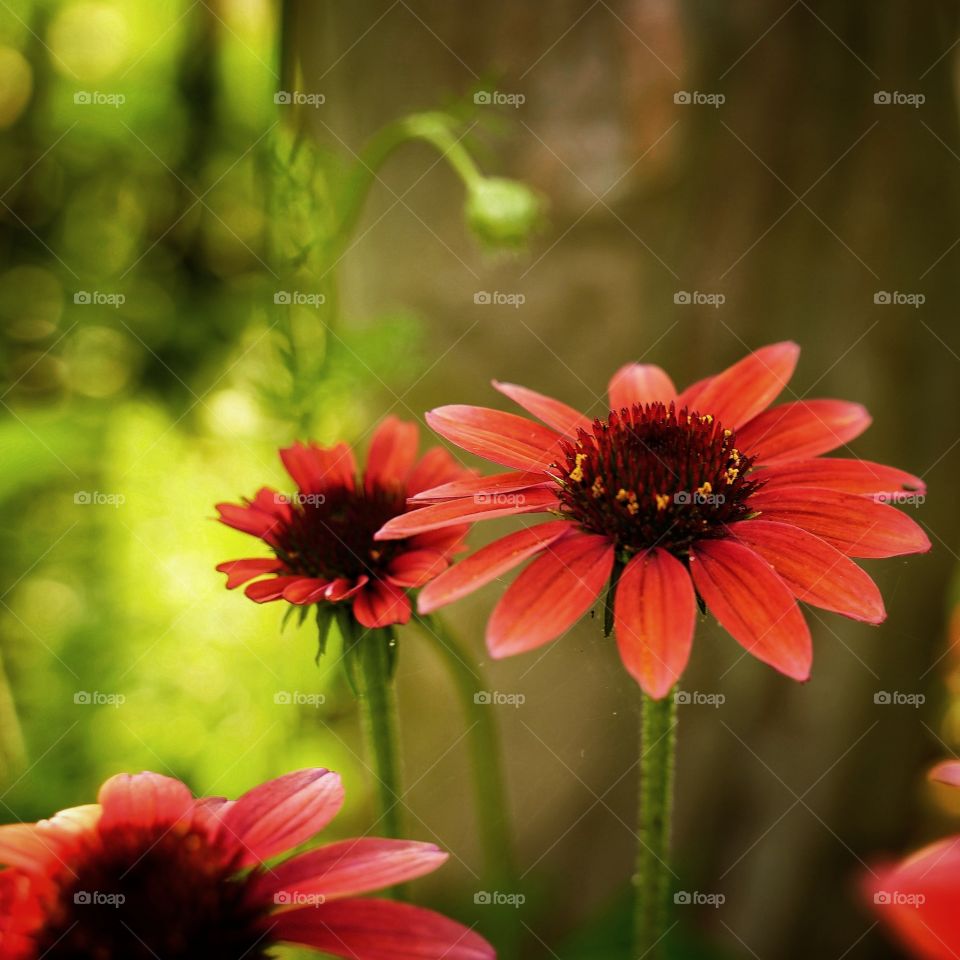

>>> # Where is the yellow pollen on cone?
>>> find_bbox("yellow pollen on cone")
[591,477,605,497]
[655,493,670,511]
[569,452,587,483]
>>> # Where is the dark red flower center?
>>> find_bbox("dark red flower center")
[33,825,274,960]
[555,402,760,556]
[273,484,405,580]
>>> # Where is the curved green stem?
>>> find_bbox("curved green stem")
[351,627,404,841]
[634,690,677,959]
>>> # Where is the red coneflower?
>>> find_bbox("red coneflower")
[377,342,929,696]
[216,416,470,630]
[865,761,960,960]
[0,768,493,960]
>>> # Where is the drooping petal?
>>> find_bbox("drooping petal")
[867,839,960,960]
[273,898,495,960]
[325,576,367,601]
[385,550,448,588]
[406,447,467,496]
[608,363,677,411]
[376,487,560,540]
[217,769,344,866]
[614,549,696,698]
[755,458,926,498]
[728,519,885,623]
[283,578,332,605]
[216,558,285,589]
[409,471,551,503]
[353,580,412,628]
[689,538,812,681]
[492,380,592,436]
[426,405,562,470]
[736,400,871,464]
[749,486,931,558]
[97,773,193,834]
[418,520,577,613]
[245,576,305,603]
[280,442,357,494]
[257,838,447,901]
[216,497,285,541]
[677,341,800,428]
[487,533,614,658]
[365,417,420,493]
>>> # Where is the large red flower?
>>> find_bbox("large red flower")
[865,761,960,960]
[216,416,470,629]
[0,767,493,960]
[377,342,929,696]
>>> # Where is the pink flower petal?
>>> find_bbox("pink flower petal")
[930,761,960,788]
[245,576,305,603]
[0,807,98,874]
[492,380,591,436]
[283,578,332,605]
[97,772,194,834]
[728,519,885,623]
[376,487,560,540]
[614,549,696,698]
[689,538,812,681]
[385,550,448,588]
[216,558,285,589]
[257,838,447,901]
[418,520,576,613]
[353,580,412,628]
[365,417,420,493]
[608,363,677,411]
[756,458,925,498]
[280,442,357,494]
[217,769,344,866]
[736,400,871,464]
[487,533,614,658]
[409,471,551,503]
[677,341,800,428]
[406,447,467,496]
[426,405,563,470]
[272,898,495,960]
[749,486,931,558]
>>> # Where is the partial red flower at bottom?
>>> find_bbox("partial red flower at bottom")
[0,768,493,960]
[377,342,929,696]
[216,416,470,630]
[865,761,960,960]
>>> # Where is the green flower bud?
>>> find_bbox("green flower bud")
[464,177,544,250]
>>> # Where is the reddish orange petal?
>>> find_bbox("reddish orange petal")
[353,580,412,628]
[492,380,591,436]
[280,442,356,493]
[689,538,812,681]
[385,550,448,588]
[930,761,960,788]
[406,447,467,496]
[216,557,284,589]
[757,458,925,497]
[283,578,331,605]
[487,533,614,658]
[244,576,303,602]
[614,549,696,698]
[728,519,885,623]
[608,363,677,411]
[97,773,193,834]
[409,471,550,503]
[365,417,419,493]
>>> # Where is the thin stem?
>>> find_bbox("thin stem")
[352,628,404,841]
[634,689,677,959]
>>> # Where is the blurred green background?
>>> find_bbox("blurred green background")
[2,1,960,958]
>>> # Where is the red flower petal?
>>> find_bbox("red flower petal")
[930,761,960,788]
[756,458,925,497]
[492,380,591,436]
[257,838,447,901]
[0,810,97,874]
[678,341,800,428]
[749,486,931,558]
[727,519,885,623]
[409,471,551,503]
[325,576,367,601]
[385,550,448,588]
[418,520,576,613]
[689,538,812,681]
[614,549,696,698]
[216,558,285,589]
[216,496,286,541]
[408,525,470,555]
[736,400,871,464]
[283,578,332,605]
[376,487,560,540]
[280,442,356,493]
[273,898,495,960]
[608,363,677,411]
[426,405,563,470]
[365,417,419,493]
[217,769,344,866]
[487,533,614,658]
[353,580,412,628]
[244,576,305,603]
[866,838,960,960]
[97,773,194,834]
[406,447,467,496]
